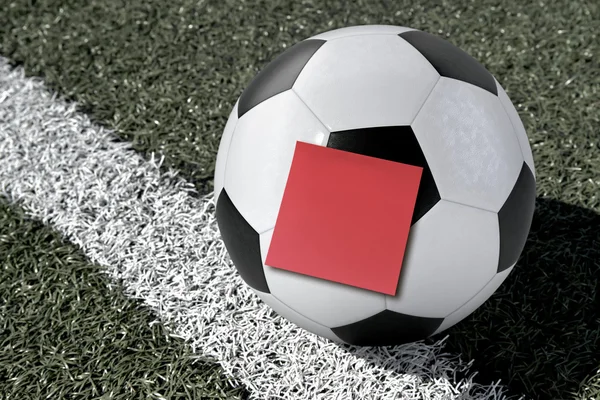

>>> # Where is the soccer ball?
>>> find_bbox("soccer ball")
[214,25,536,346]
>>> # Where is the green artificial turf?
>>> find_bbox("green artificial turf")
[438,197,600,399]
[0,0,599,399]
[0,200,247,400]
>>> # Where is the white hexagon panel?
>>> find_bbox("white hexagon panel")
[385,200,500,318]
[432,263,515,335]
[254,291,347,344]
[224,90,329,234]
[293,33,439,131]
[412,77,524,212]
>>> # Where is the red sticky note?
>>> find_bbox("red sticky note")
[265,141,422,296]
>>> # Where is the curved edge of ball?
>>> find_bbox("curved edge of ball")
[214,100,239,203]
[307,24,416,41]
[432,263,515,335]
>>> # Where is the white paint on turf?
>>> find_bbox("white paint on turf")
[0,58,521,400]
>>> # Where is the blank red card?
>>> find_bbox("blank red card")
[265,141,422,296]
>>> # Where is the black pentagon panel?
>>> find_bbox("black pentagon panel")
[331,309,444,346]
[497,162,536,272]
[238,39,326,118]
[215,189,270,293]
[399,30,497,96]
[327,126,440,225]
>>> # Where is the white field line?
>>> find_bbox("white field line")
[0,58,518,400]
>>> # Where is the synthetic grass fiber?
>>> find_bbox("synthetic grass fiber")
[0,0,599,399]
[0,200,246,399]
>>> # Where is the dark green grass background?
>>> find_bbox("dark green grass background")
[0,0,599,399]
[0,202,248,399]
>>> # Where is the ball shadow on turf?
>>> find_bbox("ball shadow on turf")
[338,196,600,400]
